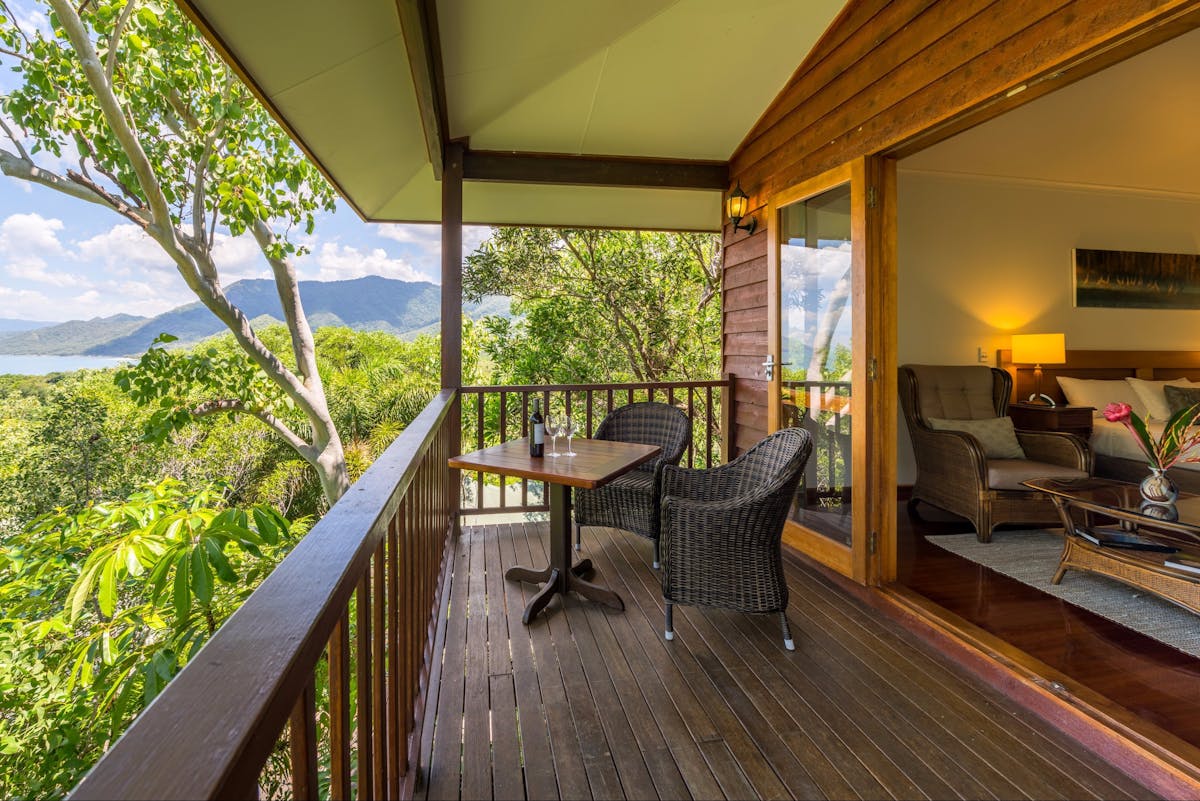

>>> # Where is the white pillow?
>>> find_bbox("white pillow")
[1125,377,1195,421]
[1056,376,1146,418]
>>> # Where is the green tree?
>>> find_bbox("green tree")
[0,478,304,799]
[0,0,349,502]
[464,228,722,383]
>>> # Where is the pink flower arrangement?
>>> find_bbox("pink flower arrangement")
[1103,401,1200,470]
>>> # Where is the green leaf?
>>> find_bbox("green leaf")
[253,507,278,545]
[172,551,191,620]
[190,547,213,605]
[98,556,117,618]
[204,538,237,583]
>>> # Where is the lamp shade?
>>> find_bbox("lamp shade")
[1011,333,1066,365]
[726,183,750,220]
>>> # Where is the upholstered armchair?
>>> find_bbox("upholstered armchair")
[658,428,812,650]
[899,365,1092,543]
[573,401,692,567]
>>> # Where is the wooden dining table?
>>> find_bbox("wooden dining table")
[449,437,660,624]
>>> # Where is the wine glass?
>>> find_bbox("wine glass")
[545,414,563,457]
[564,416,580,456]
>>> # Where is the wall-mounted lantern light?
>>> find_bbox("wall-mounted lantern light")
[726,182,756,235]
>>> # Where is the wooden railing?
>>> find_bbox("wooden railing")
[783,379,852,502]
[70,390,459,801]
[458,378,734,515]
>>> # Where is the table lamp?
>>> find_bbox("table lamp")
[1011,333,1066,406]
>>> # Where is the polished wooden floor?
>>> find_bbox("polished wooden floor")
[898,506,1200,766]
[414,521,1152,800]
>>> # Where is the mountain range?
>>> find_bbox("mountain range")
[0,276,509,357]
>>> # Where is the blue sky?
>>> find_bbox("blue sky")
[0,1,488,323]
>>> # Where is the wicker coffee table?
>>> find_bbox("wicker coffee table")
[1023,477,1200,616]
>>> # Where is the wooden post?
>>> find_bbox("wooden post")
[721,372,736,462]
[442,141,464,530]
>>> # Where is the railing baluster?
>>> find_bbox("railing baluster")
[499,391,508,507]
[686,387,695,468]
[521,392,529,508]
[586,389,594,437]
[387,514,403,795]
[330,612,352,800]
[356,572,373,801]
[371,542,386,800]
[290,679,318,801]
[700,386,710,470]
[476,393,485,511]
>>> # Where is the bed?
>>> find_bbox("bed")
[998,348,1200,493]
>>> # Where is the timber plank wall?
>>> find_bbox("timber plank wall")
[720,0,1200,455]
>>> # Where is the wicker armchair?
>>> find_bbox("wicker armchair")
[899,364,1093,543]
[659,428,812,650]
[573,401,691,568]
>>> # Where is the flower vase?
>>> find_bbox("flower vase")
[1140,467,1178,505]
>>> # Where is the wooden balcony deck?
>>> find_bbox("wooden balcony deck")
[414,521,1153,801]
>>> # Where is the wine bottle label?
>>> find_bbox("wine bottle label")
[533,423,545,445]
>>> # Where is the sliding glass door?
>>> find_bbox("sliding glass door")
[767,158,895,583]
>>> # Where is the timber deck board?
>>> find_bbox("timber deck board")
[415,522,1155,800]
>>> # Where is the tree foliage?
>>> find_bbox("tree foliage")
[464,228,722,383]
[0,479,305,799]
[0,0,349,502]
[0,327,446,798]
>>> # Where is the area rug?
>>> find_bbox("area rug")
[926,530,1200,659]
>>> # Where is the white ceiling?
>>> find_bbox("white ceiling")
[184,0,846,230]
[901,27,1200,198]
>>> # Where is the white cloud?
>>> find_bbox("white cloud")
[373,224,491,281]
[76,223,169,273]
[303,242,429,283]
[0,212,88,286]
[375,223,440,247]
[0,212,66,255]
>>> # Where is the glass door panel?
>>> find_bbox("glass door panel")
[778,183,854,547]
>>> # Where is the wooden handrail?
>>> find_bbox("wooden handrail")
[460,378,730,393]
[69,390,459,800]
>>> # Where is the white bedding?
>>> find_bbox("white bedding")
[1089,418,1200,472]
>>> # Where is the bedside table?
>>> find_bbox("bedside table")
[1008,402,1094,439]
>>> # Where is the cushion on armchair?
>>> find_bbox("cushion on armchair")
[927,416,1026,459]
[987,459,1089,491]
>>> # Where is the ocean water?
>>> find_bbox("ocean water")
[0,354,129,375]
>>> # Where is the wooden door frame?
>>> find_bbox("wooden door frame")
[768,158,889,583]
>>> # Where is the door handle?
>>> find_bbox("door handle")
[762,355,793,381]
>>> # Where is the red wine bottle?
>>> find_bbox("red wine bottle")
[529,398,545,457]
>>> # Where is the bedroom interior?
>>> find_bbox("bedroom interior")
[892,24,1200,773]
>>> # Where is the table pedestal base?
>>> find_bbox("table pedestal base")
[504,483,625,623]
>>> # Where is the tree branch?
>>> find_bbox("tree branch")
[0,117,31,162]
[66,168,151,226]
[49,0,172,228]
[104,0,137,83]
[0,146,150,224]
[190,398,316,461]
[250,220,323,393]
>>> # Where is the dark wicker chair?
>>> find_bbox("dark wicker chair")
[659,428,812,650]
[899,364,1093,543]
[573,401,692,568]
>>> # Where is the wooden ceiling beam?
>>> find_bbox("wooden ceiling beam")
[462,150,729,190]
[396,0,449,179]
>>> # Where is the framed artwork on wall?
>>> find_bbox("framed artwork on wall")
[1074,248,1200,309]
